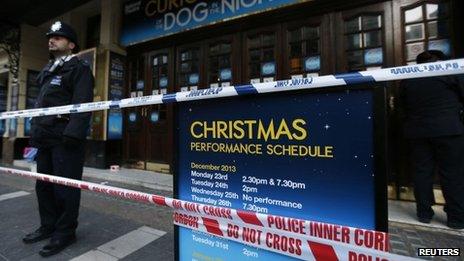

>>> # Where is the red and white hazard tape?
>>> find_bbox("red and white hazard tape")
[174,209,418,260]
[0,167,420,260]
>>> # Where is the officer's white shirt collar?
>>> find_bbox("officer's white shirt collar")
[49,54,76,72]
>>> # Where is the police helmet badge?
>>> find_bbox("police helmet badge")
[51,21,62,32]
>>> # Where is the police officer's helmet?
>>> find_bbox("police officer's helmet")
[46,21,80,53]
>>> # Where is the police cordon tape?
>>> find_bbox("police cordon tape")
[0,167,420,261]
[0,59,463,120]
[173,210,418,261]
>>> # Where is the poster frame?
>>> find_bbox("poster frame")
[173,83,388,261]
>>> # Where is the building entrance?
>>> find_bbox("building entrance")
[124,50,174,173]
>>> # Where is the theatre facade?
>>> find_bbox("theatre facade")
[119,0,463,200]
[1,0,462,202]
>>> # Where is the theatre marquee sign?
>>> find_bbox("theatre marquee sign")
[121,0,309,46]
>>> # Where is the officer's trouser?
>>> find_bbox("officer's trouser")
[35,143,85,239]
[410,135,464,224]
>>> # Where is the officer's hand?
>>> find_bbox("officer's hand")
[62,135,81,147]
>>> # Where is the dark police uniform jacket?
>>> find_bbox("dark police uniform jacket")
[30,56,94,148]
[400,75,464,139]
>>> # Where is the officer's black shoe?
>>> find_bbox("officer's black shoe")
[39,235,76,257]
[22,227,54,244]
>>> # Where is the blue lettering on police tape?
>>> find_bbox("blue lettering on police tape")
[275,77,313,88]
[73,104,81,108]
[391,66,424,74]
[391,62,460,75]
[186,87,223,98]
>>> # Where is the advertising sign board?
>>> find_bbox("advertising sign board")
[121,0,310,46]
[175,87,386,260]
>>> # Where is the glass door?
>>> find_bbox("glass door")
[243,27,280,83]
[124,55,147,169]
[340,14,386,71]
[283,16,328,78]
[393,0,454,202]
[146,49,173,172]
[335,1,396,198]
[177,44,203,92]
[205,35,238,88]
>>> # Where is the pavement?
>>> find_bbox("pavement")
[0,169,174,261]
[3,160,464,260]
[388,201,464,260]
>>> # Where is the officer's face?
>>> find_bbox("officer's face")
[48,36,75,53]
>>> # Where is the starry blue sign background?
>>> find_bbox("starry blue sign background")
[176,89,376,260]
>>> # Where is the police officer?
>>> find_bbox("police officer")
[400,50,464,229]
[22,21,94,256]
